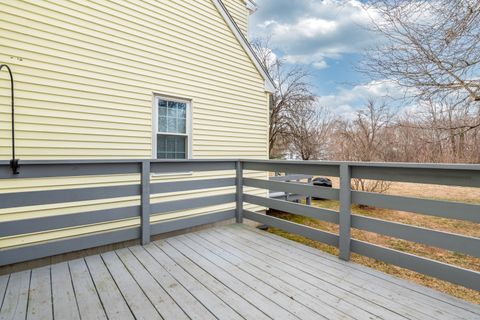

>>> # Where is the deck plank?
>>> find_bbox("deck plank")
[129,246,217,320]
[148,241,265,320]
[101,251,162,320]
[26,266,52,320]
[0,275,9,309]
[69,258,107,320]
[227,226,460,319]
[1,224,478,320]
[175,233,338,320]
[0,270,30,320]
[231,224,480,319]
[190,231,386,320]
[165,236,300,320]
[51,262,80,320]
[211,227,426,320]
[84,255,134,320]
[115,247,189,320]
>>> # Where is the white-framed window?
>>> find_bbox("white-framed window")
[153,96,191,159]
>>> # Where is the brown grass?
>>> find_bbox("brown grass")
[267,181,480,304]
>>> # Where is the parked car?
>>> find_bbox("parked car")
[312,177,332,200]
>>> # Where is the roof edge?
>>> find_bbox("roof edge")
[212,0,275,93]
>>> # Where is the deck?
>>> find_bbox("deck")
[0,224,478,320]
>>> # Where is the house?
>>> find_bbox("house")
[1,2,479,315]
[0,1,272,256]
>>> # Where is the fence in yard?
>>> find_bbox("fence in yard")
[0,159,479,290]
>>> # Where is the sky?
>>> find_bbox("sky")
[248,0,398,117]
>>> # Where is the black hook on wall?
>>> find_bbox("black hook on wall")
[1,64,19,174]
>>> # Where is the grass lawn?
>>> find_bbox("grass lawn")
[266,181,480,304]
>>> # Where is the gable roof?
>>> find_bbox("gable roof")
[212,0,275,93]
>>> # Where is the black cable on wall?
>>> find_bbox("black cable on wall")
[1,64,19,174]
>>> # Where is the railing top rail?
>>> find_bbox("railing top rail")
[0,158,479,171]
[241,159,480,171]
[0,159,238,166]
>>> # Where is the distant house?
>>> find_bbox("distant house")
[0,1,272,250]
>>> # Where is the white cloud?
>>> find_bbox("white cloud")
[250,0,382,67]
[313,60,328,70]
[316,80,405,117]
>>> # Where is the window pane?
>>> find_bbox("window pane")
[167,117,177,132]
[176,136,185,151]
[159,106,167,117]
[178,103,186,118]
[167,101,178,117]
[156,135,167,159]
[158,99,167,107]
[166,136,176,153]
[157,135,186,159]
[175,152,185,159]
[158,116,167,132]
[177,118,186,134]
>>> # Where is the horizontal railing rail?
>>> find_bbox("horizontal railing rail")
[241,160,480,291]
[0,158,479,291]
[0,159,238,266]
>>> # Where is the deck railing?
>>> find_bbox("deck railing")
[0,159,479,291]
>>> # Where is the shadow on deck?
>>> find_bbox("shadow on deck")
[1,224,478,320]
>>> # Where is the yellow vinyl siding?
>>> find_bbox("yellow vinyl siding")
[0,0,268,249]
[222,0,249,35]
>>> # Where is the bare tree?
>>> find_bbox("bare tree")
[288,104,335,160]
[332,100,394,192]
[336,100,395,161]
[363,0,480,104]
[251,37,315,158]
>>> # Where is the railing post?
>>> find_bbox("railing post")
[141,160,151,245]
[306,177,312,205]
[235,160,243,223]
[339,164,351,261]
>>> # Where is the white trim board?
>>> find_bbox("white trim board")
[212,0,275,93]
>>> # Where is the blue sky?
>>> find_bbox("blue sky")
[248,0,398,116]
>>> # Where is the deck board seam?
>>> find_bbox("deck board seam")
[126,246,205,320]
[152,241,266,320]
[182,232,338,320]
[110,250,164,319]
[24,269,33,320]
[195,230,385,320]
[155,241,255,320]
[227,226,460,319]
[49,267,54,320]
[234,225,480,317]
[238,224,480,313]
[0,274,10,312]
[128,246,218,320]
[86,254,134,320]
[100,251,162,320]
[212,227,423,320]
[121,248,191,320]
[168,235,311,320]
[84,257,113,319]
[201,228,405,320]
[114,248,190,320]
[66,262,82,320]
[141,243,230,320]
[148,242,249,320]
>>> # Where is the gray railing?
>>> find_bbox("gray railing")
[241,160,480,291]
[0,159,479,291]
[0,159,239,266]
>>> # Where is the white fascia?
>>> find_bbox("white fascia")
[212,0,275,93]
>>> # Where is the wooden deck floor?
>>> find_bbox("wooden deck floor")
[0,224,478,320]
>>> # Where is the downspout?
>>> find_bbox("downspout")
[0,64,19,174]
